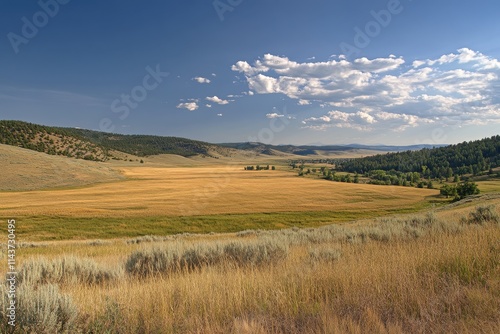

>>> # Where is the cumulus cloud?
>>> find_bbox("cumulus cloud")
[176,102,199,111]
[206,96,229,105]
[266,113,285,119]
[233,48,500,131]
[193,77,211,84]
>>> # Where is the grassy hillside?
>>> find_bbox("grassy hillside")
[0,144,124,191]
[65,128,234,158]
[0,120,109,161]
[0,120,237,159]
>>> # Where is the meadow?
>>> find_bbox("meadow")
[1,197,499,333]
[0,159,499,333]
[0,165,438,241]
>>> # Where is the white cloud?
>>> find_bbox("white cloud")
[206,96,229,105]
[193,77,211,84]
[206,104,212,108]
[266,113,285,119]
[176,102,199,111]
[234,49,500,131]
[298,99,311,105]
[217,113,223,117]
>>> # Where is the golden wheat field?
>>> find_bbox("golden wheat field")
[0,165,437,218]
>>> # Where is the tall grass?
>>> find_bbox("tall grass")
[4,205,499,333]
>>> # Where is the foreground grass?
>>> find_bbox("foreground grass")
[0,203,432,241]
[1,204,499,333]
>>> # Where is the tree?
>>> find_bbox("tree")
[354,173,359,183]
[271,166,276,170]
[456,181,480,200]
[427,181,434,189]
[440,184,457,198]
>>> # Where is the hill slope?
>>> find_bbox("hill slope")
[0,120,108,161]
[0,144,124,191]
[0,120,237,159]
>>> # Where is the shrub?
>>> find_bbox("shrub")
[126,239,288,278]
[223,239,288,266]
[461,205,499,225]
[0,284,78,334]
[125,247,181,278]
[18,257,121,286]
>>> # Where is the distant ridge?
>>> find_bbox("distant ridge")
[219,142,442,156]
[0,120,486,165]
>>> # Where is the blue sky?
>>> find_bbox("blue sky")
[1,0,499,145]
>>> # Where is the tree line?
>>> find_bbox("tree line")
[337,136,500,178]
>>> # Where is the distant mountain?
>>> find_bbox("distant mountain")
[219,142,443,156]
[345,143,447,151]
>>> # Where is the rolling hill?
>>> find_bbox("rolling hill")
[0,120,237,160]
[0,144,124,191]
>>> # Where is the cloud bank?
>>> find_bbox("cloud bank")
[233,48,500,131]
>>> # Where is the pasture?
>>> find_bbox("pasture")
[0,165,438,241]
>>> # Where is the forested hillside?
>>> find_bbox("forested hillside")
[65,128,223,157]
[337,136,500,178]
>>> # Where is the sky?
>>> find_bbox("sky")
[1,0,499,146]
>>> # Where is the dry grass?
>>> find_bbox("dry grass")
[0,165,436,218]
[0,144,123,191]
[1,202,499,333]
